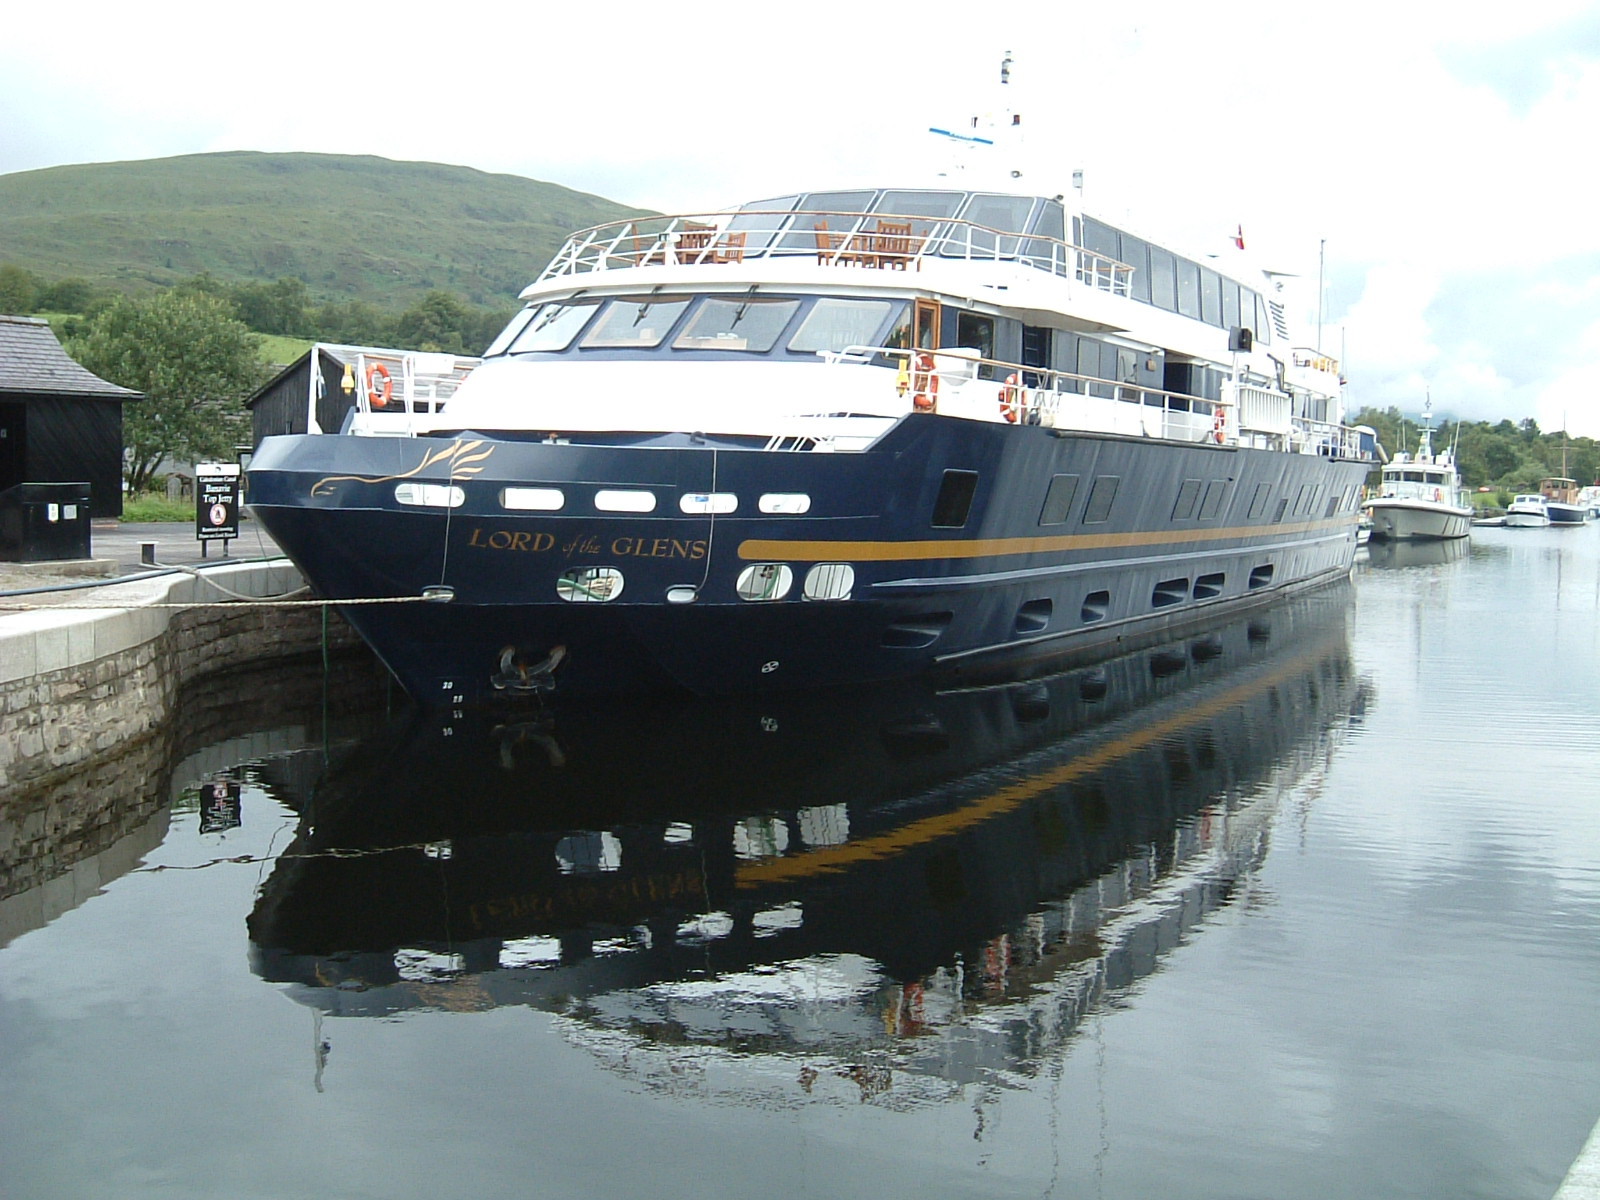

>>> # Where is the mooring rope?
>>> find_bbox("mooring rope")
[0,593,436,611]
[0,556,439,612]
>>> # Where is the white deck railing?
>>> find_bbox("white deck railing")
[537,210,1134,298]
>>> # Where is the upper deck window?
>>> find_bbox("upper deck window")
[1149,247,1177,312]
[947,194,1035,258]
[580,297,692,348]
[876,191,965,219]
[778,192,877,252]
[673,298,800,352]
[1199,268,1222,326]
[728,195,801,253]
[1176,259,1201,320]
[507,301,602,353]
[788,298,902,354]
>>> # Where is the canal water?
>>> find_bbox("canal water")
[3,525,1600,1200]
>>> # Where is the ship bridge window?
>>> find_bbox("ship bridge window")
[506,300,602,353]
[674,297,800,352]
[485,304,538,356]
[788,298,902,355]
[581,297,692,348]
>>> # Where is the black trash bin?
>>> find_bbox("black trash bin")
[0,482,94,562]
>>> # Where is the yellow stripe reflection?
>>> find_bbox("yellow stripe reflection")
[733,641,1329,889]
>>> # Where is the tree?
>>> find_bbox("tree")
[0,264,40,314]
[69,290,265,493]
[395,290,477,354]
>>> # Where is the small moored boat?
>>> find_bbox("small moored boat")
[1362,404,1472,541]
[1504,494,1550,528]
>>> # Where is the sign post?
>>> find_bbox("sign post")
[195,462,241,558]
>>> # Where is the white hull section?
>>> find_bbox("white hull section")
[1505,511,1550,528]
[1365,498,1473,541]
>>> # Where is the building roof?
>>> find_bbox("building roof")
[0,314,142,401]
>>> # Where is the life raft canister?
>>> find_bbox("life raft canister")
[911,351,938,412]
[367,362,394,408]
[999,373,1023,423]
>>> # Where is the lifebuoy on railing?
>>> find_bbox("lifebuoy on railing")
[367,363,394,409]
[1211,404,1226,444]
[999,373,1022,423]
[911,351,938,412]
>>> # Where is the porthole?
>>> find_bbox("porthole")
[803,563,854,600]
[502,487,565,511]
[736,563,794,601]
[760,493,812,514]
[680,492,738,515]
[557,567,624,602]
[595,489,656,513]
[394,483,464,508]
[666,585,699,604]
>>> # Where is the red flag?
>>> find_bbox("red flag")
[1232,225,1246,250]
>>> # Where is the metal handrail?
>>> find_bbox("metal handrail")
[536,210,1134,297]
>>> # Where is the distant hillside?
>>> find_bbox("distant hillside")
[0,151,653,308]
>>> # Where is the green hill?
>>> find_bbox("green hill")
[0,151,653,308]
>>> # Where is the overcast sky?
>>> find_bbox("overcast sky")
[4,0,1598,434]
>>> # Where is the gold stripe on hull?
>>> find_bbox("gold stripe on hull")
[736,516,1357,563]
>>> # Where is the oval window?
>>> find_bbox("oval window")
[736,563,793,601]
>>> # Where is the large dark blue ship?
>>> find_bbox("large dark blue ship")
[247,63,1373,705]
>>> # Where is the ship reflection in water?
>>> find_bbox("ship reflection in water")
[248,587,1368,1103]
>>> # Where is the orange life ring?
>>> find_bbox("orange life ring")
[366,363,393,409]
[999,373,1022,423]
[911,351,938,412]
[1211,405,1226,444]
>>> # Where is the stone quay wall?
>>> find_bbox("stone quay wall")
[0,562,364,800]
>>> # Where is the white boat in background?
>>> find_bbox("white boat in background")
[1504,494,1550,528]
[1540,477,1589,525]
[1363,405,1472,541]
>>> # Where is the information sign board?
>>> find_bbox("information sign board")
[196,462,241,543]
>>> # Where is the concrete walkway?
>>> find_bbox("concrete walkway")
[0,519,285,595]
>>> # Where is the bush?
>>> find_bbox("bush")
[120,492,197,522]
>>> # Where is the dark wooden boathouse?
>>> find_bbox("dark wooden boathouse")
[246,343,480,448]
[0,315,140,518]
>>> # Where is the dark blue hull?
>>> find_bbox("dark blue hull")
[246,416,1368,705]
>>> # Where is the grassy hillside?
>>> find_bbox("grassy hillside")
[0,151,653,308]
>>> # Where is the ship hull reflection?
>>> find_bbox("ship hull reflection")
[249,586,1367,1098]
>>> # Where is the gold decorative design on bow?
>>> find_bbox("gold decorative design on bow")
[310,440,495,497]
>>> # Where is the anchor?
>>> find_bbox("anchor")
[491,644,568,693]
